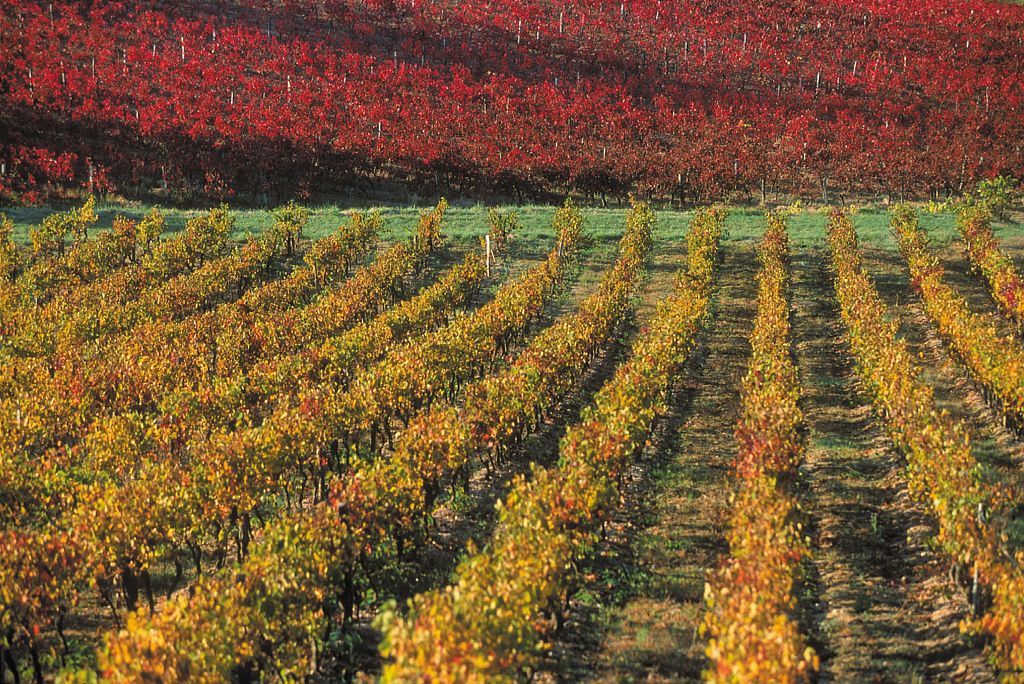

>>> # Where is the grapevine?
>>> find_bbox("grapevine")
[829,210,1024,676]
[701,213,817,683]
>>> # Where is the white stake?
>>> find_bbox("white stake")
[485,234,492,276]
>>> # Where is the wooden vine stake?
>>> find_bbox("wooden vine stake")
[485,233,492,277]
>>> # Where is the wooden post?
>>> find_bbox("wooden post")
[485,234,492,277]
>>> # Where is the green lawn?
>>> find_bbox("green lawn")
[3,200,1017,250]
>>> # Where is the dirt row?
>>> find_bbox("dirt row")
[800,247,995,683]
[534,238,1024,682]
[533,241,758,681]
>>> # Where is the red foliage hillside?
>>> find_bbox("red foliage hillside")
[1,0,1021,203]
